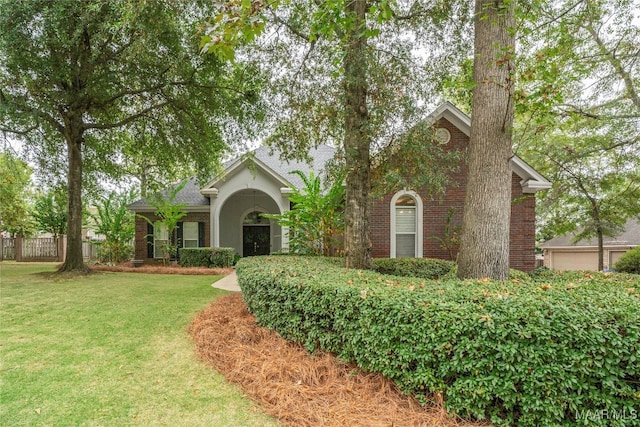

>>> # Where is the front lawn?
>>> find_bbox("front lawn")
[0,262,280,427]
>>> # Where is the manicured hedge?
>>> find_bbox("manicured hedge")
[237,256,640,426]
[179,247,235,267]
[370,257,530,281]
[371,257,455,279]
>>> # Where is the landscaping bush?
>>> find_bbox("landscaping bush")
[179,248,212,267]
[96,240,134,264]
[179,247,235,268]
[237,256,640,426]
[440,264,533,282]
[529,265,556,279]
[371,257,455,279]
[613,247,640,274]
[210,247,234,268]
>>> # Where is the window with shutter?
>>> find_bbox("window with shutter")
[182,222,199,248]
[154,222,169,258]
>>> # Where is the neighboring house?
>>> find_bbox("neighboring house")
[128,102,551,271]
[540,218,640,271]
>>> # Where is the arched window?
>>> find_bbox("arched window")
[390,191,423,258]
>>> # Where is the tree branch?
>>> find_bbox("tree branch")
[584,21,640,111]
[83,102,170,130]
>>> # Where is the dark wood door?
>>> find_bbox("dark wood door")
[243,226,270,256]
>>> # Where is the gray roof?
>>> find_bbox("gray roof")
[240,144,337,189]
[127,177,210,209]
[128,144,337,209]
[540,218,640,248]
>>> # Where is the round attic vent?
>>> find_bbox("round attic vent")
[434,128,451,145]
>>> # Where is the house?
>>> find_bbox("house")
[128,102,552,271]
[540,218,640,271]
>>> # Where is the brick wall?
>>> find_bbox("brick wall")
[133,212,210,263]
[371,118,537,271]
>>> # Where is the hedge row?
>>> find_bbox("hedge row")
[178,247,234,268]
[371,257,531,281]
[237,256,640,426]
[371,257,455,279]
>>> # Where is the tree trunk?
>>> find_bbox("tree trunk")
[59,117,89,273]
[343,0,371,270]
[457,0,516,280]
[597,226,604,271]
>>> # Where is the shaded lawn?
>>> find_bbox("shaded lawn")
[0,262,281,427]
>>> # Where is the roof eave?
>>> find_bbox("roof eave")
[521,180,553,193]
[201,155,293,192]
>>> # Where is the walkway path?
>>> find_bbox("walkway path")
[211,271,241,292]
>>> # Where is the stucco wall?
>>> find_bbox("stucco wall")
[211,164,290,255]
[218,190,282,256]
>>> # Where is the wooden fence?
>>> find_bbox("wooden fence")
[0,236,109,262]
[22,237,60,260]
[1,237,16,261]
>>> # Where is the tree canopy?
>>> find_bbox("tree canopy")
[0,150,35,237]
[0,0,265,272]
[32,186,68,238]
[515,0,640,269]
[202,0,471,268]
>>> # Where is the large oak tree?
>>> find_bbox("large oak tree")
[457,0,516,280]
[0,0,264,272]
[202,0,469,269]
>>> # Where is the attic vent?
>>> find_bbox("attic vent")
[434,128,451,145]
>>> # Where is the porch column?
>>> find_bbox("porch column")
[280,187,293,252]
[201,188,219,248]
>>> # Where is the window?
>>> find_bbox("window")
[182,222,199,248]
[390,191,423,258]
[154,222,169,259]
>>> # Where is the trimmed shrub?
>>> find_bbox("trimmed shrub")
[613,247,640,274]
[179,247,235,268]
[371,257,455,279]
[237,256,640,426]
[529,265,555,279]
[441,264,533,281]
[179,248,212,267]
[210,247,234,268]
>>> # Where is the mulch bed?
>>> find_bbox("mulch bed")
[95,264,487,426]
[88,263,233,276]
[189,294,488,427]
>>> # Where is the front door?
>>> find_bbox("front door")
[243,226,270,256]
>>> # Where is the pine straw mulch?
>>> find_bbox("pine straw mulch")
[189,293,490,427]
[87,263,233,276]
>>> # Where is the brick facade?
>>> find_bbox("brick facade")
[133,212,210,263]
[130,114,539,271]
[371,118,537,272]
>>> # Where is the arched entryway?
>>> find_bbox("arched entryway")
[243,211,270,256]
[217,189,283,256]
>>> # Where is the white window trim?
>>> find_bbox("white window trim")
[154,222,169,259]
[182,222,199,248]
[390,190,423,258]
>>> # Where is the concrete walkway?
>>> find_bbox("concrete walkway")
[211,271,241,292]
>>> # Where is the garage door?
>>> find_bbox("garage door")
[551,251,598,271]
[609,251,628,268]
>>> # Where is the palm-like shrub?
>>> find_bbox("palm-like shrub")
[92,190,136,263]
[268,170,344,256]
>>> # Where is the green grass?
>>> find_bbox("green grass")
[0,262,281,427]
